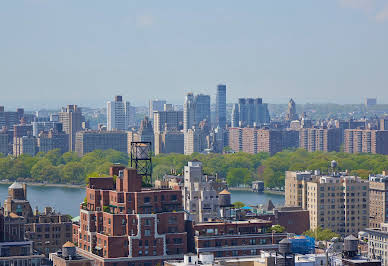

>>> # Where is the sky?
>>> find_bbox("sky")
[1,0,388,109]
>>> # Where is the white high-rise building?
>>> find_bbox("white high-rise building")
[107,96,135,131]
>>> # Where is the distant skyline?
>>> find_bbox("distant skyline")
[1,1,388,109]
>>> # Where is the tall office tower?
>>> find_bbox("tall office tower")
[215,84,226,128]
[231,104,239,127]
[285,171,369,236]
[236,98,270,127]
[138,116,154,150]
[299,128,341,152]
[75,130,128,156]
[72,165,187,265]
[125,101,136,128]
[285,98,298,121]
[153,110,183,134]
[58,105,84,152]
[194,94,211,124]
[184,93,195,131]
[107,95,135,131]
[344,129,388,154]
[149,99,166,118]
[183,161,223,223]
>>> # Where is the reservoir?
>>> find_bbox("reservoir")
[0,184,285,217]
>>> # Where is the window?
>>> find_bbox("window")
[144,197,150,203]
[145,229,151,236]
[145,219,151,226]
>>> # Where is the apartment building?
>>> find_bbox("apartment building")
[299,128,341,152]
[72,165,187,265]
[285,171,369,236]
[192,219,287,259]
[344,129,388,154]
[365,223,388,266]
[4,182,73,256]
[183,161,227,223]
[75,130,128,156]
[369,173,388,228]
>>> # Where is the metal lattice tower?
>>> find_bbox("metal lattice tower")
[130,142,152,186]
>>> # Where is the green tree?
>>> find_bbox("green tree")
[227,168,251,186]
[30,159,62,183]
[303,227,339,241]
[62,162,85,184]
[233,201,245,209]
[271,225,285,233]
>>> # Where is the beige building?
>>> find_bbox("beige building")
[13,135,37,157]
[365,223,388,266]
[286,171,369,236]
[344,129,388,155]
[369,173,388,228]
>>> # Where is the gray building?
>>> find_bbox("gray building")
[184,93,195,131]
[37,130,69,154]
[149,99,166,118]
[75,130,128,156]
[13,136,37,157]
[153,110,183,134]
[154,130,184,155]
[194,94,211,125]
[216,84,226,129]
[32,121,62,137]
[183,161,224,223]
[0,132,9,155]
[58,105,84,152]
[236,98,270,127]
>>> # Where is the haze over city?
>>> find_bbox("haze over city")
[1,0,388,109]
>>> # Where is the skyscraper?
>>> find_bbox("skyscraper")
[235,98,270,127]
[285,98,298,121]
[107,95,135,131]
[231,103,239,127]
[149,99,166,118]
[194,94,211,124]
[216,84,226,128]
[58,105,84,152]
[184,93,195,131]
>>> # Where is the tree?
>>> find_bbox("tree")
[62,162,85,184]
[233,201,245,209]
[227,168,251,186]
[271,225,285,233]
[303,227,339,241]
[30,159,62,183]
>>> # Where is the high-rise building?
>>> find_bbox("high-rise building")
[184,128,207,155]
[0,132,8,155]
[215,84,226,128]
[235,98,270,127]
[13,135,37,157]
[231,103,239,127]
[153,110,183,134]
[37,129,69,154]
[285,171,369,236]
[368,173,388,228]
[154,130,184,155]
[228,128,285,155]
[58,105,84,152]
[137,116,154,150]
[0,106,21,130]
[183,161,226,223]
[32,121,62,137]
[75,130,128,156]
[184,93,195,131]
[285,98,298,121]
[107,96,135,131]
[194,94,211,125]
[148,99,166,118]
[344,129,388,154]
[72,165,187,265]
[299,128,341,152]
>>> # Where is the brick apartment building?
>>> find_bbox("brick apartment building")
[4,182,73,256]
[72,165,187,265]
[298,128,341,152]
[191,219,287,259]
[344,129,388,154]
[228,128,289,155]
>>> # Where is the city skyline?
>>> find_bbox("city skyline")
[1,1,388,108]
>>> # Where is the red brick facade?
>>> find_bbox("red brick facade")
[73,166,187,265]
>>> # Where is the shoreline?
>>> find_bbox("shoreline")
[228,187,285,196]
[0,181,85,189]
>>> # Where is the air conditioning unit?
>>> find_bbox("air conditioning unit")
[96,207,101,211]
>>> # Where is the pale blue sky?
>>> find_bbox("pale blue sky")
[1,0,388,109]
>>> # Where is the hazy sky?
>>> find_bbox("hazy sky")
[1,0,388,109]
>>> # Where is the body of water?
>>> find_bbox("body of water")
[0,184,285,217]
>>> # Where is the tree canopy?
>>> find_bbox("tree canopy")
[303,227,339,241]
